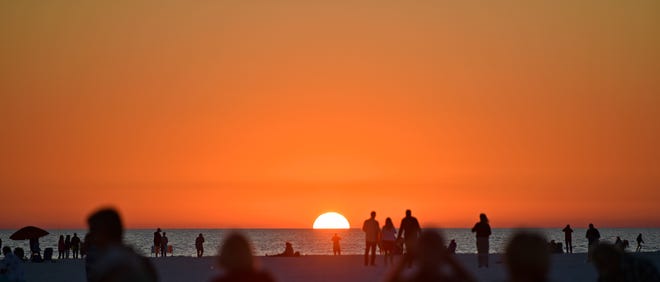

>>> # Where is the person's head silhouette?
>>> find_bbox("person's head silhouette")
[87,208,123,248]
[505,232,550,282]
[405,209,412,217]
[479,213,488,223]
[589,223,594,228]
[219,233,255,272]
[417,230,447,268]
[370,211,376,219]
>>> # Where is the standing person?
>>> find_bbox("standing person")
[397,209,422,268]
[586,223,601,262]
[448,240,457,254]
[1,246,25,282]
[57,235,65,259]
[160,232,168,257]
[331,233,341,256]
[85,208,157,282]
[153,228,162,257]
[562,224,574,253]
[71,233,81,259]
[362,211,380,266]
[64,235,71,259]
[380,218,397,266]
[211,233,275,282]
[636,233,644,252]
[471,213,492,268]
[196,233,205,258]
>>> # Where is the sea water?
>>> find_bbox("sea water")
[1,228,657,258]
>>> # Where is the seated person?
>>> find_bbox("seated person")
[267,242,300,257]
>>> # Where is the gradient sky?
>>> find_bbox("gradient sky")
[1,1,659,229]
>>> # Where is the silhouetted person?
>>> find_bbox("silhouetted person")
[71,233,81,259]
[57,235,65,259]
[268,242,299,257]
[153,228,162,257]
[386,230,475,282]
[562,224,573,253]
[160,232,168,257]
[84,232,97,281]
[28,237,40,258]
[64,235,71,259]
[381,217,397,266]
[472,213,492,268]
[362,211,380,266]
[212,233,275,282]
[586,223,601,262]
[331,233,341,256]
[1,246,25,282]
[505,232,550,282]
[448,239,457,254]
[86,208,157,282]
[196,233,205,258]
[593,243,660,282]
[397,209,421,268]
[636,233,644,252]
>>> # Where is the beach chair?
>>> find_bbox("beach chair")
[43,248,53,262]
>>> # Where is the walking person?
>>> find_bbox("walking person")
[160,232,169,257]
[71,233,81,259]
[57,235,65,260]
[381,217,397,266]
[636,233,644,252]
[562,224,574,253]
[64,235,71,259]
[586,223,601,262]
[471,213,491,268]
[196,233,205,258]
[331,233,341,256]
[153,228,162,257]
[362,211,380,266]
[397,209,421,268]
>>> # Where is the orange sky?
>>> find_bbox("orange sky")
[1,1,659,229]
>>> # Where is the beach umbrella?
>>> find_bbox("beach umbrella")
[10,226,49,240]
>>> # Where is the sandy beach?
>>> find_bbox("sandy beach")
[23,252,660,282]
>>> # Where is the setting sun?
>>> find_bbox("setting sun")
[313,212,350,229]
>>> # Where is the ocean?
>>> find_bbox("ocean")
[1,228,658,258]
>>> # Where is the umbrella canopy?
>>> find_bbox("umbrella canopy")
[10,226,49,240]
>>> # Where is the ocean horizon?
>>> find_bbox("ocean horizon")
[1,227,657,257]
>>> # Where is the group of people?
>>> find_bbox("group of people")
[57,233,83,259]
[562,223,647,260]
[361,209,422,267]
[357,210,493,269]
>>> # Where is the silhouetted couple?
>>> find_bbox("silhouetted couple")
[153,228,169,257]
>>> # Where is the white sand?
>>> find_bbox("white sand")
[23,252,660,282]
